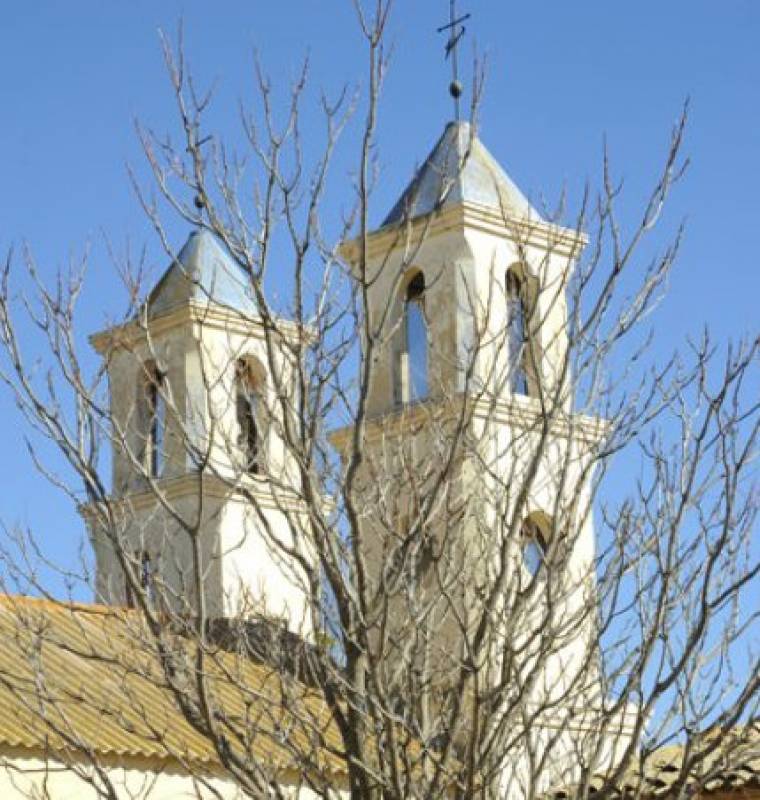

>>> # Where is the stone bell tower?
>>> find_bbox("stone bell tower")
[333,121,636,784]
[85,229,313,634]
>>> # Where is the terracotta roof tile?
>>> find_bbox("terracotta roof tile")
[548,725,760,798]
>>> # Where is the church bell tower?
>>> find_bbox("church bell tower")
[85,229,314,635]
[333,120,636,784]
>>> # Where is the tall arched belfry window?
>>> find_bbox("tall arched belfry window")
[126,550,157,609]
[521,515,548,578]
[403,271,428,402]
[144,362,166,478]
[506,268,529,395]
[236,359,262,475]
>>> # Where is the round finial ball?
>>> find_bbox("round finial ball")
[449,80,463,99]
[194,193,205,210]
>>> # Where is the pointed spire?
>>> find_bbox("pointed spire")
[382,121,542,228]
[147,229,257,318]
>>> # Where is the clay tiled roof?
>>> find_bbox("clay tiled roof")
[550,726,760,798]
[0,595,345,776]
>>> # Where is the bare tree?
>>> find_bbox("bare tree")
[0,4,757,799]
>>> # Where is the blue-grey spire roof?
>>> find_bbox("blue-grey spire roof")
[382,121,542,227]
[147,229,257,318]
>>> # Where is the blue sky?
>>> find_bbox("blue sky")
[0,1,757,595]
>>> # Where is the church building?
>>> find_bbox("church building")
[0,118,750,800]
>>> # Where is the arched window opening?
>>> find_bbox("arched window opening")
[126,550,157,608]
[388,504,434,596]
[236,359,263,475]
[403,272,428,402]
[144,363,166,478]
[521,515,548,578]
[506,268,530,395]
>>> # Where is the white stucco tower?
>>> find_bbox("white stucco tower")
[85,229,313,634]
[334,122,636,787]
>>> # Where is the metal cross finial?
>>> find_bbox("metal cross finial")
[437,0,471,121]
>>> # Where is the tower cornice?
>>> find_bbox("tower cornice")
[329,392,610,452]
[90,303,312,356]
[340,201,587,268]
[79,472,307,521]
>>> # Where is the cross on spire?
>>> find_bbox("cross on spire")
[437,0,471,121]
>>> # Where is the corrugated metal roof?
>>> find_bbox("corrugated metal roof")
[147,228,258,318]
[381,121,543,227]
[0,596,345,775]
